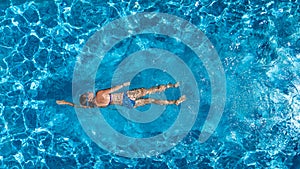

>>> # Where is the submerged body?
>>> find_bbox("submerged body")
[80,82,186,108]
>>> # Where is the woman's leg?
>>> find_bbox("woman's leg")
[134,95,186,108]
[127,82,180,100]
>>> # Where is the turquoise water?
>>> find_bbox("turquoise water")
[1,0,300,168]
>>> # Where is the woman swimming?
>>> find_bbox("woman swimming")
[56,82,186,108]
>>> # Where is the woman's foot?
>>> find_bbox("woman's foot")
[167,82,180,88]
[175,95,186,105]
[174,82,180,88]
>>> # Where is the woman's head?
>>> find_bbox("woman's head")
[79,92,95,107]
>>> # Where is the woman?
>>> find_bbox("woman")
[57,82,186,108]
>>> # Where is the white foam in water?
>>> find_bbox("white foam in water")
[13,152,24,164]
[12,18,19,26]
[30,81,39,90]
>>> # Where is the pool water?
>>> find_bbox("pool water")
[1,0,299,168]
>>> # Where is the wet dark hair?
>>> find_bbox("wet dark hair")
[79,93,88,106]
[79,93,96,107]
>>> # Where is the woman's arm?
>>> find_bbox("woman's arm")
[56,100,92,108]
[102,82,130,94]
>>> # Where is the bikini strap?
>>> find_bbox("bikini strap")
[109,93,112,105]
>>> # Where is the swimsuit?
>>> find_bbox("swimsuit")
[122,93,135,109]
[105,93,134,108]
[109,94,112,105]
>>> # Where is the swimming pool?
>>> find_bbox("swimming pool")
[1,0,299,168]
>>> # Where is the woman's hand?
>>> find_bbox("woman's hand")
[56,100,68,105]
[56,100,74,106]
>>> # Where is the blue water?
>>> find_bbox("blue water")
[1,0,299,168]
